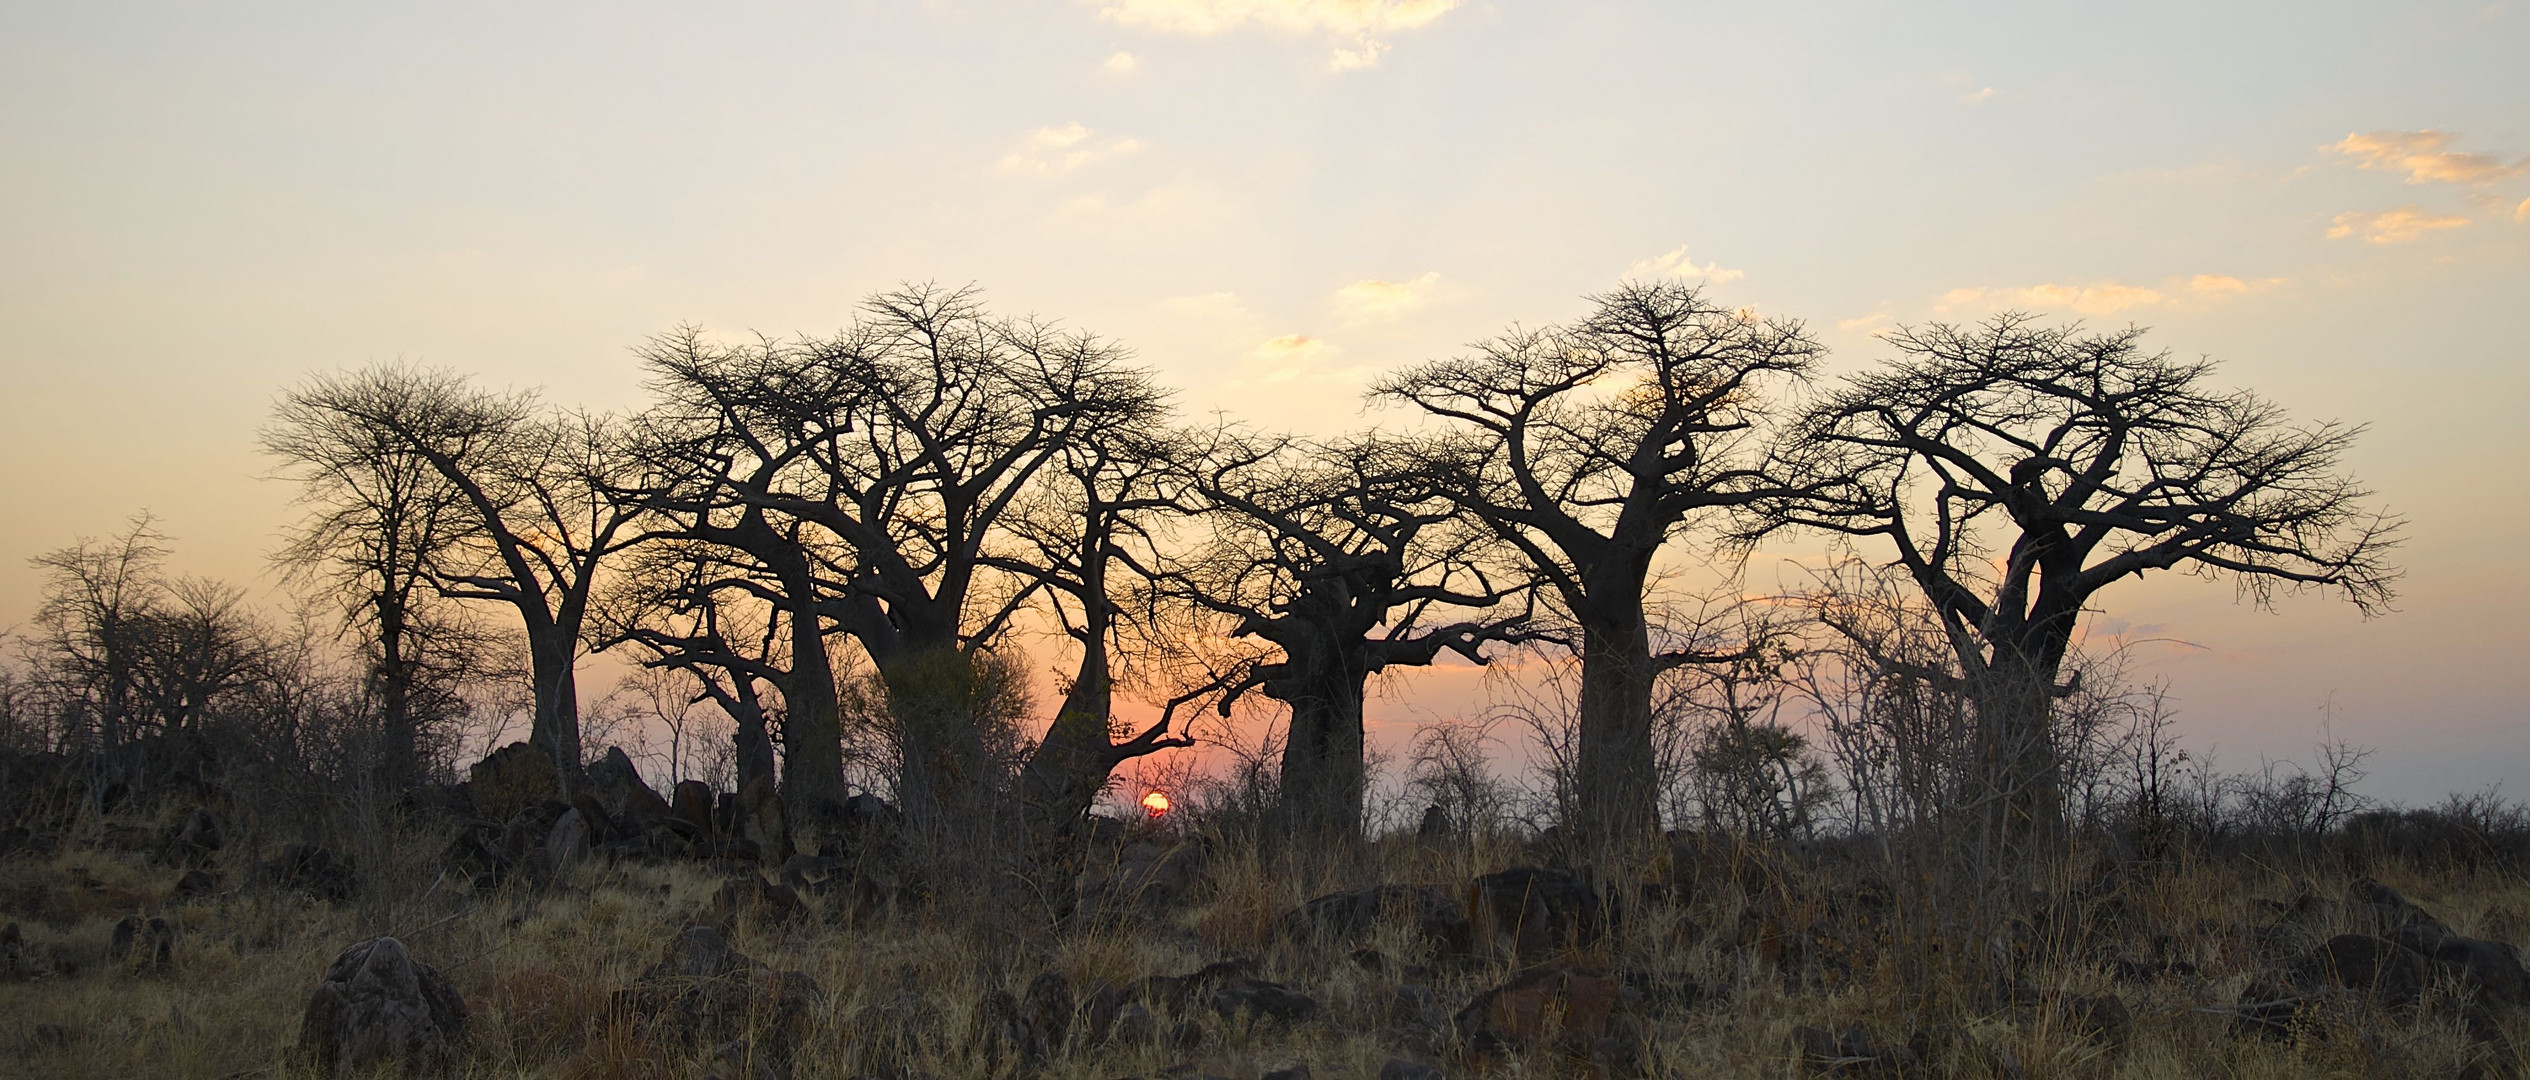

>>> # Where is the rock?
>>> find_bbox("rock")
[2292,933,2433,1009]
[1454,960,1635,1059]
[1081,841,1206,918]
[2061,993,2132,1046]
[1,922,21,978]
[1417,805,1452,842]
[468,742,559,821]
[611,926,822,1063]
[2433,936,2530,1006]
[1380,1060,1444,1080]
[704,1039,787,1080]
[171,867,221,902]
[110,915,173,972]
[1206,975,1318,1025]
[1261,1065,1312,1080]
[1276,884,1472,956]
[1466,867,1607,964]
[2352,877,2455,952]
[270,844,358,902]
[1791,1025,1923,1075]
[545,808,591,877]
[164,807,222,867]
[1389,983,1450,1050]
[1018,971,1073,1063]
[296,937,468,1078]
[673,780,718,838]
[736,776,789,865]
[698,876,804,932]
[585,746,674,825]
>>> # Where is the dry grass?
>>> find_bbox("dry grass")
[6,812,2530,1080]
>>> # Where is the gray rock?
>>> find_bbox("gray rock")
[546,808,590,877]
[1379,1059,1444,1080]
[296,937,467,1077]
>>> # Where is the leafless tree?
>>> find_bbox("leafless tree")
[634,285,1161,830]
[266,378,482,790]
[592,538,788,794]
[275,365,647,791]
[1154,428,1538,840]
[994,417,1193,844]
[1374,281,1821,841]
[1772,315,2401,863]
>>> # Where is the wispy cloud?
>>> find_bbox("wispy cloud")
[1625,243,1744,283]
[1959,86,1997,105]
[2515,195,2530,223]
[2328,130,2525,186]
[999,123,1144,176]
[1331,271,1441,321]
[1104,51,1140,74]
[2326,205,2472,244]
[1935,274,2283,316]
[1093,0,1460,69]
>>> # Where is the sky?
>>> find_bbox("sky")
[1,1,2525,803]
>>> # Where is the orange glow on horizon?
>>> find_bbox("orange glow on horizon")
[1140,791,1171,816]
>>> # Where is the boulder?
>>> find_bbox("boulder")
[545,808,591,877]
[109,914,173,972]
[611,926,822,1063]
[585,747,674,825]
[270,844,358,902]
[1379,1060,1444,1080]
[1466,867,1607,964]
[735,776,789,865]
[2292,933,2433,1009]
[164,807,222,867]
[1454,960,1639,1071]
[2433,936,2530,1006]
[673,780,718,838]
[468,742,558,822]
[1276,884,1471,957]
[297,937,467,1077]
[2352,877,2455,952]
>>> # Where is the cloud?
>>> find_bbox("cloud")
[1248,333,1365,385]
[1959,86,1997,105]
[1104,51,1139,73]
[2517,195,2530,222]
[1939,282,2163,316]
[1625,243,1744,283]
[2326,205,2472,244]
[1934,275,2282,316]
[2328,130,2525,186]
[1093,0,1460,69]
[1330,271,1440,321]
[2181,274,2284,298]
[1097,0,1458,35]
[999,123,1144,176]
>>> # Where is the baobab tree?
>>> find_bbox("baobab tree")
[1164,429,1537,839]
[634,285,1163,830]
[1771,314,2400,862]
[1375,281,1821,842]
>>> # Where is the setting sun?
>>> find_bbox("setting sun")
[1140,791,1172,817]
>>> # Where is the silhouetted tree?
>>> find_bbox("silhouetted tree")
[998,419,1192,844]
[266,383,480,790]
[1162,429,1536,839]
[277,366,645,791]
[1375,281,1821,842]
[1772,315,2400,861]
[593,538,787,794]
[635,285,1162,829]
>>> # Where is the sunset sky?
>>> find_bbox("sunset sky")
[2,1,2524,801]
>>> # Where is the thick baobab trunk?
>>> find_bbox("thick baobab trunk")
[778,589,845,817]
[881,645,998,833]
[1020,651,1116,843]
[1572,601,1659,843]
[525,628,582,792]
[722,676,779,797]
[1275,644,1370,840]
[1966,643,2068,864]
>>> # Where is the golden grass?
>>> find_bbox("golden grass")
[5,817,2530,1080]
